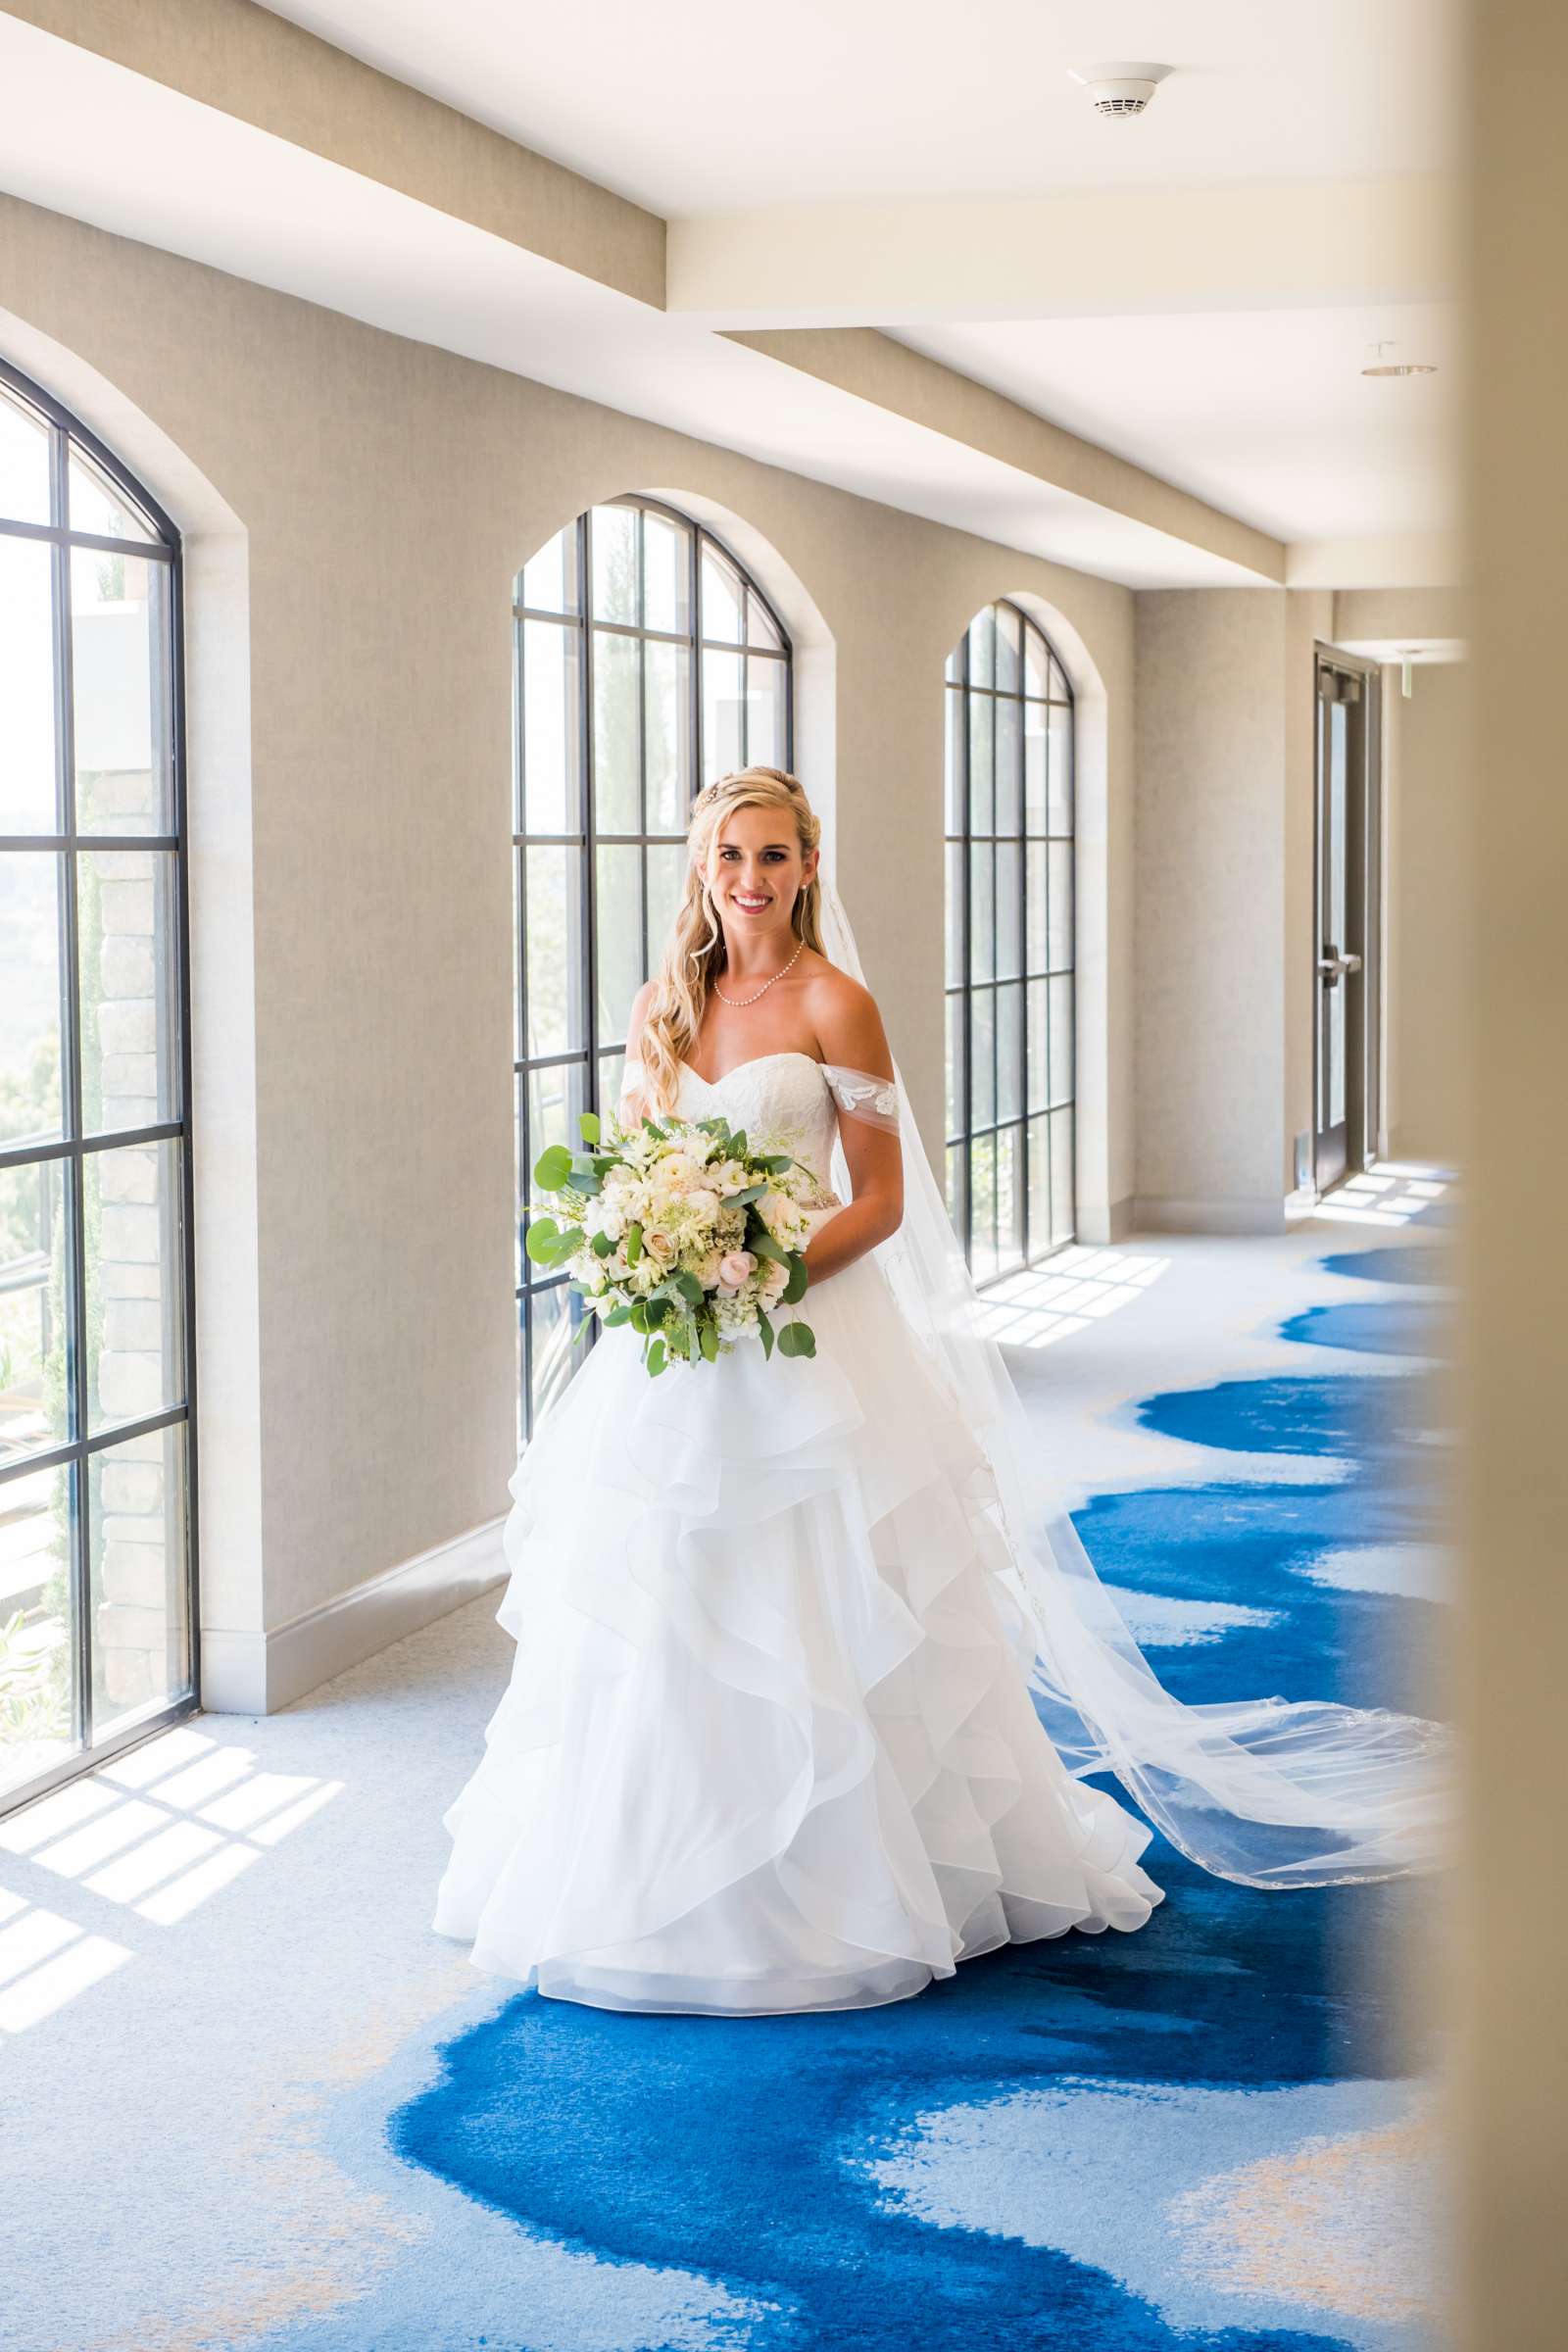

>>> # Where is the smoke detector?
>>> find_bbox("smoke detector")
[1066,61,1173,117]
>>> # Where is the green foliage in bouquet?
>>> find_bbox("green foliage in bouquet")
[526,1107,826,1378]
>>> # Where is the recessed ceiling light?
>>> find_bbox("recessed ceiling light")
[1065,62,1174,118]
[1362,340,1438,377]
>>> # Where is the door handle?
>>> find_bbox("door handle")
[1317,948,1362,986]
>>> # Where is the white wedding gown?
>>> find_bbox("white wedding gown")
[432,1050,1163,2015]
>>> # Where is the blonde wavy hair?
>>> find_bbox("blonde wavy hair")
[636,766,825,1115]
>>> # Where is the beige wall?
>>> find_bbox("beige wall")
[1132,588,1327,1230]
[1383,660,1470,1163]
[1454,3,1568,2341]
[0,192,1139,1672]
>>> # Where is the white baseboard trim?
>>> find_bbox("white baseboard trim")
[1076,1195,1137,1245]
[200,1515,508,1715]
[1132,1194,1288,1237]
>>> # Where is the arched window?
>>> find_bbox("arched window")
[513,498,792,1438]
[0,360,196,1813]
[944,600,1075,1283]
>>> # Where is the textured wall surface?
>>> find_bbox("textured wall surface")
[0,192,1137,1644]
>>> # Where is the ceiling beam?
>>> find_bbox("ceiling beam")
[670,177,1456,329]
[1,0,665,305]
[724,328,1287,585]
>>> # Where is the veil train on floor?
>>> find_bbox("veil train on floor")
[816,872,1449,1889]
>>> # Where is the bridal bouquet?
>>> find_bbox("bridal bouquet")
[525,1107,835,1377]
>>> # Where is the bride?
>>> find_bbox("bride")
[432,766,1446,2016]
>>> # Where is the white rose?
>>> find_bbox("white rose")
[715,1159,749,1195]
[685,1188,720,1224]
[642,1226,676,1265]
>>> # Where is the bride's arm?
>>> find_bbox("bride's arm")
[803,972,904,1285]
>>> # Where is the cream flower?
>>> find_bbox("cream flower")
[716,1249,757,1293]
[642,1226,676,1265]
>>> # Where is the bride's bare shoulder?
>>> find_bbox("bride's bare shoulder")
[800,953,891,1068]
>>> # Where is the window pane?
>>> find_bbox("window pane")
[967,690,994,834]
[520,523,577,616]
[968,607,996,690]
[995,697,1021,836]
[997,981,1023,1123]
[1048,703,1073,833]
[522,845,584,1058]
[968,1132,997,1284]
[968,845,995,984]
[592,629,641,835]
[1024,623,1051,699]
[77,849,181,1138]
[1024,702,1047,833]
[1049,974,1075,1107]
[0,535,59,834]
[945,687,964,833]
[746,655,787,770]
[644,639,690,834]
[702,648,744,784]
[0,851,65,1148]
[642,509,689,636]
[529,1282,578,1433]
[520,620,581,837]
[945,843,964,985]
[0,1459,76,1799]
[1027,977,1049,1113]
[1048,843,1074,971]
[85,1136,185,1439]
[69,450,160,545]
[946,992,965,1140]
[970,988,995,1130]
[0,1155,69,1465]
[0,385,51,526]
[995,604,1021,695]
[591,504,638,626]
[596,845,643,1041]
[995,842,1021,981]
[89,1418,190,1738]
[746,588,783,651]
[1026,1114,1051,1257]
[72,550,175,836]
[1025,841,1047,975]
[700,544,744,645]
[597,1050,626,1122]
[945,1143,964,1229]
[1050,653,1072,702]
[997,1123,1022,1271]
[645,842,686,968]
[1050,1107,1075,1246]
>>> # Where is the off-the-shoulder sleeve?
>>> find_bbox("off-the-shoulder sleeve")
[820,1063,901,1132]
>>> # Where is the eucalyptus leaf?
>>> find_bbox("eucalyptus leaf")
[533,1144,573,1191]
[523,1215,561,1265]
[604,1304,633,1327]
[669,1269,706,1305]
[592,1230,615,1258]
[578,1109,601,1145]
[757,1306,775,1361]
[641,1116,667,1140]
[781,1252,809,1306]
[699,1317,720,1364]
[625,1222,644,1266]
[777,1319,816,1359]
[647,1337,666,1377]
[747,1227,790,1267]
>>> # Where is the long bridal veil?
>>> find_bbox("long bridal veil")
[817,874,1449,1888]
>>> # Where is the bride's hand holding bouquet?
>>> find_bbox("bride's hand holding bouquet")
[525,1107,837,1377]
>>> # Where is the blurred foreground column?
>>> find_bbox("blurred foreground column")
[1456,3,1568,2342]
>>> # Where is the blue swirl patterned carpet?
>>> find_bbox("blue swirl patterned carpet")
[2,1221,1451,2352]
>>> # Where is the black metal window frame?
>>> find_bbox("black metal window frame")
[945,597,1077,1281]
[0,355,200,1819]
[513,496,793,1441]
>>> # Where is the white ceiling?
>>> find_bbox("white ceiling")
[895,303,1461,543]
[0,4,1465,582]
[254,0,1461,216]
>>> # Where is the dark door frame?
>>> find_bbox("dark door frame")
[1312,645,1383,1193]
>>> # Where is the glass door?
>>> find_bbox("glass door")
[1313,651,1381,1192]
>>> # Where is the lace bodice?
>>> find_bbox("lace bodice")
[673,1052,841,1190]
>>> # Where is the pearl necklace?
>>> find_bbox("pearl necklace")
[713,935,806,1007]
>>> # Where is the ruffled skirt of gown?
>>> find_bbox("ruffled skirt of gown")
[432,1251,1164,2014]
